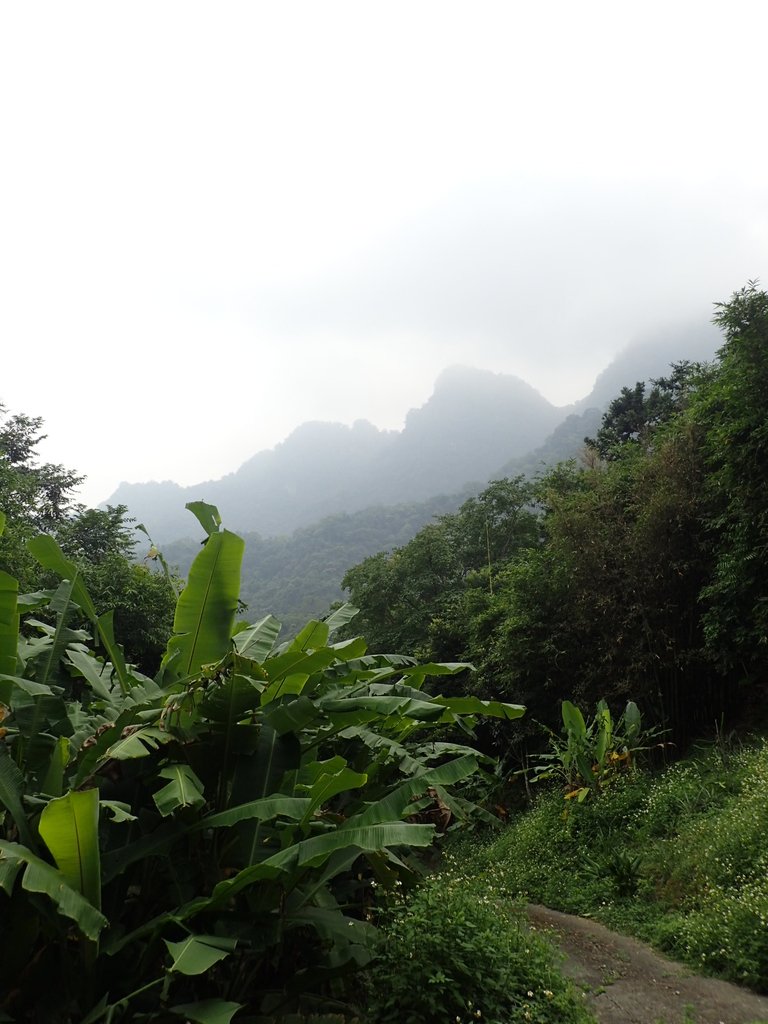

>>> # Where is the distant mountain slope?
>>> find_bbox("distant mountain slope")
[161,491,471,636]
[110,325,721,547]
[109,366,561,542]
[143,325,722,630]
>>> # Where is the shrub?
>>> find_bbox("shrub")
[366,863,594,1024]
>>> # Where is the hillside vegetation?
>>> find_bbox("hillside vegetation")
[1,284,766,1021]
[344,284,768,751]
[472,736,768,989]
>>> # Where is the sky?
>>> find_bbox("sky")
[2,1,767,508]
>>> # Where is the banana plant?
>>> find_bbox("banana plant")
[0,503,526,1023]
[530,698,646,802]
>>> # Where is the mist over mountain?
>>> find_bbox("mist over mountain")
[109,366,560,543]
[109,325,721,548]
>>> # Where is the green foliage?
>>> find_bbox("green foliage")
[342,476,540,659]
[366,861,594,1024]
[0,404,177,669]
[584,361,703,459]
[0,503,526,1022]
[165,495,467,638]
[695,282,768,678]
[529,699,648,803]
[340,285,768,749]
[481,739,768,989]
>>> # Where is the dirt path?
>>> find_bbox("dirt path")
[526,904,768,1024]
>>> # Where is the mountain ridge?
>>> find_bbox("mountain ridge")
[108,326,720,545]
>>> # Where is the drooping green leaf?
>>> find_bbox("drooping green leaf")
[0,746,35,848]
[232,615,280,662]
[0,567,19,679]
[261,648,337,690]
[432,695,526,721]
[100,800,137,823]
[162,529,245,681]
[290,619,329,652]
[104,726,174,760]
[153,764,206,817]
[319,694,446,722]
[198,796,310,830]
[26,535,134,694]
[0,840,107,940]
[40,736,69,797]
[65,648,115,701]
[186,501,223,537]
[323,603,359,635]
[209,820,435,903]
[38,788,101,909]
[262,695,318,736]
[295,757,368,824]
[349,755,479,828]
[164,934,237,975]
[169,999,244,1024]
[16,590,53,612]
[0,674,56,703]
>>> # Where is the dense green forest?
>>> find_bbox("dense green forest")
[1,283,768,1022]
[162,493,472,637]
[343,283,768,751]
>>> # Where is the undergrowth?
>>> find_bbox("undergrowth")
[365,855,595,1024]
[473,738,768,990]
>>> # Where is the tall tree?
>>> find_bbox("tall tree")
[695,282,768,679]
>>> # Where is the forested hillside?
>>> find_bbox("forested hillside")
[1,284,767,1023]
[162,492,472,635]
[107,326,718,547]
[343,284,768,749]
[108,367,562,542]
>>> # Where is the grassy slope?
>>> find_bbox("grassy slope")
[467,738,768,990]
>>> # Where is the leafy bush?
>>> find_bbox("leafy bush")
[0,503,527,1022]
[366,860,594,1024]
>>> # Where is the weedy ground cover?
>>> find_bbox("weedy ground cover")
[471,738,768,989]
[366,850,595,1024]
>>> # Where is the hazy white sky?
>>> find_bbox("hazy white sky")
[2,1,766,507]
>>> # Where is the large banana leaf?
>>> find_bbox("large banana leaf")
[153,764,206,816]
[323,602,359,635]
[0,566,19,679]
[233,615,281,662]
[169,999,244,1024]
[38,788,101,909]
[186,501,223,537]
[348,754,479,828]
[293,756,368,826]
[432,695,526,721]
[33,579,80,688]
[162,529,245,681]
[229,724,300,864]
[165,934,237,975]
[0,746,35,848]
[27,536,133,694]
[197,795,310,830]
[0,840,107,940]
[66,648,117,701]
[290,618,330,652]
[207,819,435,904]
